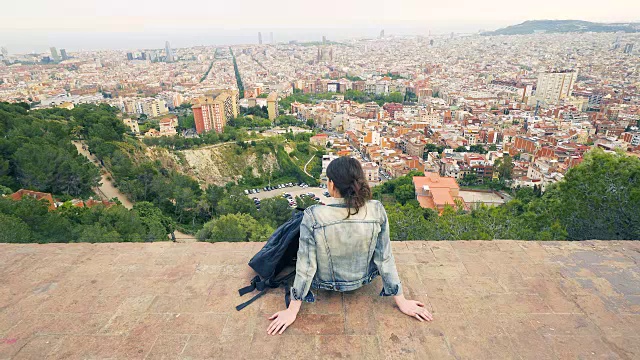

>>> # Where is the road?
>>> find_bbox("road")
[303,155,315,176]
[73,141,196,243]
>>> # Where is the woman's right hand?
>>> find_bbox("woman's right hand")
[395,295,433,322]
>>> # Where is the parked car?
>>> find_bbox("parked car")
[244,190,249,195]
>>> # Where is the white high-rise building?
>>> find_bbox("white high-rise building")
[532,70,578,105]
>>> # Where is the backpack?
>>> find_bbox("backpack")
[235,207,306,311]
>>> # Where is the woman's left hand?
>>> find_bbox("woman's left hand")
[267,309,297,335]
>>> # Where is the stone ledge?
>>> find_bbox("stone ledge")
[0,240,639,359]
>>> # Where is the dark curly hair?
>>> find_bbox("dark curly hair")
[326,156,372,218]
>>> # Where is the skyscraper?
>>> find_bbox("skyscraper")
[127,52,134,61]
[624,43,634,54]
[258,32,263,45]
[380,30,385,39]
[1,47,8,57]
[165,41,173,63]
[322,36,326,45]
[270,32,274,44]
[60,49,68,60]
[50,47,60,61]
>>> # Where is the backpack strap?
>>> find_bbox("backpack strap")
[235,289,268,311]
[238,275,261,296]
[236,270,296,311]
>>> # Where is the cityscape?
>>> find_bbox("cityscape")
[1,0,640,357]
[1,30,639,206]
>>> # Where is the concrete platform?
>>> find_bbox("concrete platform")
[1,240,639,359]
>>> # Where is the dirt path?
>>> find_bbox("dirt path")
[73,141,134,209]
[73,141,196,243]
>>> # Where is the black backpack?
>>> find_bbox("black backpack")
[236,207,305,311]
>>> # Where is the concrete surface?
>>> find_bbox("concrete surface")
[1,240,639,359]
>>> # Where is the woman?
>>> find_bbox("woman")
[267,156,433,335]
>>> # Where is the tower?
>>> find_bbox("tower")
[1,47,8,57]
[165,41,173,62]
[380,29,385,39]
[50,47,60,61]
[60,49,68,60]
[258,32,263,45]
[624,43,634,54]
[322,36,326,45]
[270,32,274,44]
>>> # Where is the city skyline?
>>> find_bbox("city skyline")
[1,0,640,52]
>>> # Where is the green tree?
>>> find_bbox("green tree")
[0,213,32,243]
[255,197,293,228]
[217,192,257,216]
[296,142,310,154]
[469,144,488,154]
[544,149,640,240]
[197,213,273,242]
[134,201,174,241]
[494,156,514,180]
[394,184,416,205]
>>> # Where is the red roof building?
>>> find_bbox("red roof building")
[412,173,464,213]
[10,189,56,210]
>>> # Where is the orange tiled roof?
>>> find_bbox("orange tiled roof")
[10,189,56,210]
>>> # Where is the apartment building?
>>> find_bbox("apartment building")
[192,90,239,134]
[531,70,578,105]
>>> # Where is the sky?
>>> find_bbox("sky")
[1,0,639,53]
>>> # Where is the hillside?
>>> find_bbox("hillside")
[482,20,640,36]
[148,143,279,187]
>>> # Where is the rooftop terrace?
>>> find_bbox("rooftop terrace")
[1,240,639,359]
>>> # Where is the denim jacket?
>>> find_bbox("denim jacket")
[290,199,402,302]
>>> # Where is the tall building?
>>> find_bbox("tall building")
[126,52,134,61]
[60,49,68,60]
[50,47,60,61]
[322,36,326,45]
[533,70,578,105]
[624,43,634,54]
[270,32,274,44]
[380,29,385,39]
[267,92,279,121]
[165,41,173,62]
[258,32,263,45]
[1,46,8,57]
[192,90,239,134]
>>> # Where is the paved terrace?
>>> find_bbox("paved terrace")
[1,241,639,360]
